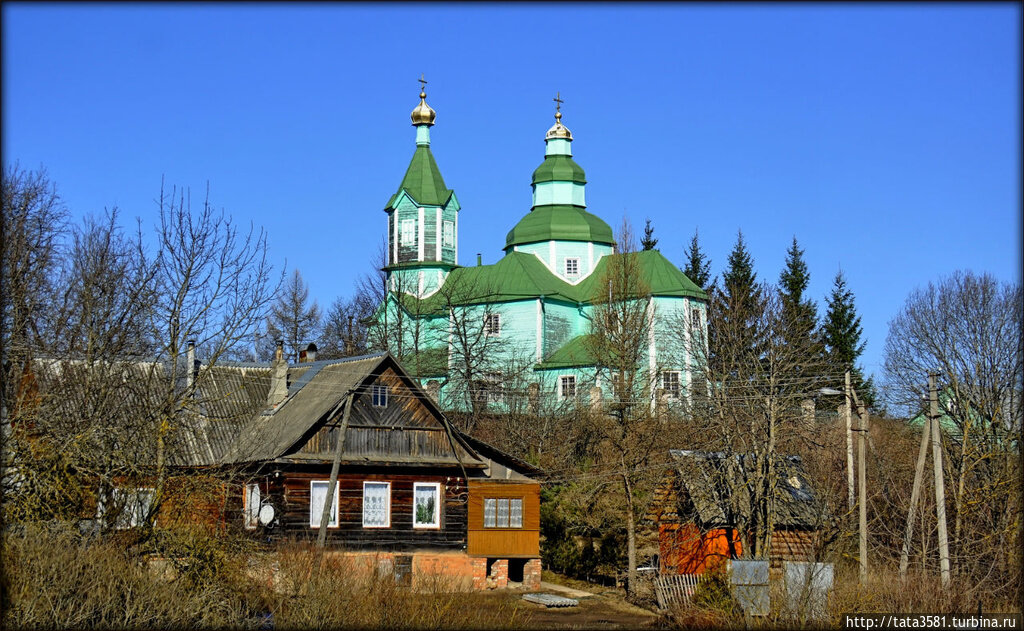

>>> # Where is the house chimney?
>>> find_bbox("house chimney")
[477,253,482,266]
[267,340,288,407]
[186,340,196,389]
[299,342,318,363]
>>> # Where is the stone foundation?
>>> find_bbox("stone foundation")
[523,558,542,590]
[308,551,539,591]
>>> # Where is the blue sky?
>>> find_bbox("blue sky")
[3,3,1020,388]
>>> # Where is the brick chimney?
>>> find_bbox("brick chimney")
[299,342,318,363]
[267,340,288,407]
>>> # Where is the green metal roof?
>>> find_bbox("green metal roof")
[505,205,615,249]
[537,334,598,369]
[392,249,707,316]
[532,155,587,185]
[385,145,453,209]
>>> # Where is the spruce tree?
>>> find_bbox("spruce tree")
[682,229,712,289]
[709,231,764,374]
[641,218,658,251]
[822,270,875,404]
[778,237,819,351]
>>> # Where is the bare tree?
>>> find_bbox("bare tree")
[265,268,322,362]
[582,220,671,598]
[883,270,1021,583]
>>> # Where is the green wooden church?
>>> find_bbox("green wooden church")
[368,86,708,411]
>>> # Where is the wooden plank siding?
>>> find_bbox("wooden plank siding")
[466,480,540,558]
[262,468,468,551]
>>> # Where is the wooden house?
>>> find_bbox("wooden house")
[650,449,822,575]
[196,350,542,589]
[14,348,543,589]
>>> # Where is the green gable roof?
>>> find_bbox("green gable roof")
[391,249,707,317]
[532,154,586,185]
[505,205,615,249]
[386,145,453,209]
[537,334,598,369]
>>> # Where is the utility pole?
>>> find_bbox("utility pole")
[858,402,868,585]
[845,371,856,511]
[899,389,933,578]
[929,373,951,589]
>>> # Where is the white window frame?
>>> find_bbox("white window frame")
[565,257,580,277]
[484,313,500,337]
[401,218,416,245]
[559,375,577,400]
[443,220,455,248]
[412,482,441,529]
[662,371,681,399]
[362,481,391,528]
[244,483,261,529]
[104,487,155,530]
[309,480,339,529]
[483,497,524,529]
[372,384,388,407]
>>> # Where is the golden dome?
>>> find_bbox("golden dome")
[411,90,436,126]
[545,110,572,140]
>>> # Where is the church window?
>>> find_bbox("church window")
[559,375,576,399]
[662,371,681,399]
[443,221,454,247]
[401,219,416,244]
[484,313,500,336]
[565,258,579,276]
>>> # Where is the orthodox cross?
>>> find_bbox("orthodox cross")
[553,91,563,113]
[418,74,428,91]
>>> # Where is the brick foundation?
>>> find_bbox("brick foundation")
[487,558,509,589]
[523,558,542,590]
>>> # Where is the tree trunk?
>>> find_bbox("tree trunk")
[622,470,637,598]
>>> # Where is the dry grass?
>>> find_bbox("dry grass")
[2,526,532,630]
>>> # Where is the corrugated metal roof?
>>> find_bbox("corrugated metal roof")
[222,355,385,464]
[668,450,821,529]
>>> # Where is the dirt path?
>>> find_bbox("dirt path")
[513,589,664,630]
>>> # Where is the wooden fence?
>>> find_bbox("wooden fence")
[654,573,703,610]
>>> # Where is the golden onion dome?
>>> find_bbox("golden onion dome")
[411,90,436,126]
[545,110,572,140]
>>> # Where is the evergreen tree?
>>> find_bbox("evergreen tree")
[822,270,875,404]
[709,231,764,374]
[641,218,658,251]
[682,228,712,289]
[778,237,819,354]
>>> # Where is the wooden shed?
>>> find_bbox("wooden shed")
[650,449,823,575]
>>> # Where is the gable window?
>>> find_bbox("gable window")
[662,371,681,399]
[372,384,388,407]
[413,482,441,529]
[484,497,524,528]
[443,220,455,247]
[401,219,416,245]
[565,257,580,277]
[244,483,261,529]
[559,375,577,399]
[484,313,500,336]
[309,480,339,528]
[362,481,391,528]
[103,487,154,529]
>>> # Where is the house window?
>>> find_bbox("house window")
[401,219,416,245]
[372,384,388,407]
[443,220,454,247]
[483,372,504,405]
[559,375,577,399]
[244,483,260,529]
[309,481,339,528]
[483,498,524,528]
[413,482,441,529]
[662,371,681,399]
[106,487,154,529]
[362,481,391,528]
[484,313,500,336]
[565,257,580,277]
